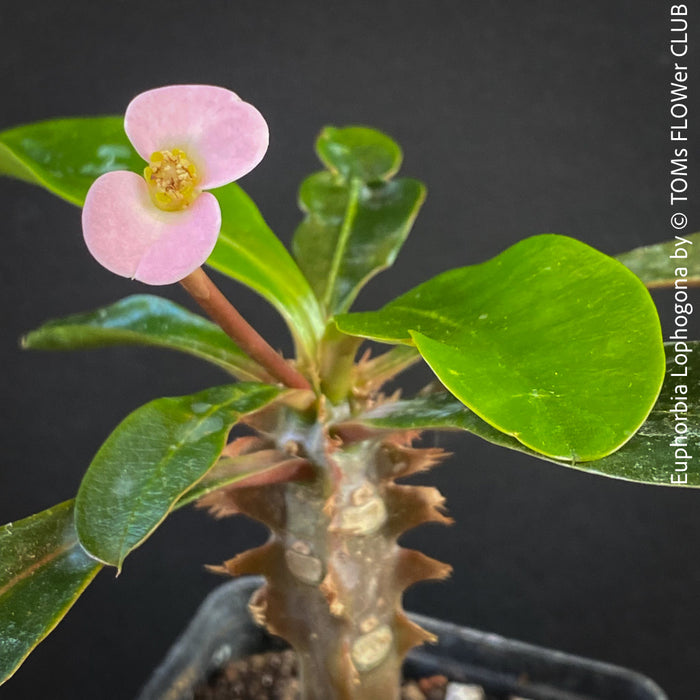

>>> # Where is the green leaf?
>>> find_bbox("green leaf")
[581,341,700,485]
[293,172,425,316]
[208,183,325,362]
[293,126,425,316]
[616,233,699,288]
[354,342,700,486]
[337,234,665,461]
[0,117,142,205]
[316,126,402,182]
[22,294,269,382]
[75,383,281,570]
[0,501,101,684]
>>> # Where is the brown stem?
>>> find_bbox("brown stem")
[181,268,311,390]
[216,413,452,700]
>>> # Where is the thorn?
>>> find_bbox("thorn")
[395,548,453,590]
[359,348,372,364]
[248,585,268,627]
[395,611,438,657]
[380,443,450,480]
[222,541,278,577]
[204,564,230,576]
[385,484,453,536]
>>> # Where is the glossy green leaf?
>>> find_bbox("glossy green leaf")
[316,126,402,182]
[0,501,101,684]
[293,126,425,316]
[22,294,269,382]
[0,437,305,684]
[337,234,665,461]
[293,172,425,316]
[75,383,281,570]
[0,117,142,205]
[208,183,325,361]
[616,233,699,287]
[354,342,700,486]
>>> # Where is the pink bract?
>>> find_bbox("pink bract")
[83,171,222,285]
[82,85,268,285]
[124,85,269,189]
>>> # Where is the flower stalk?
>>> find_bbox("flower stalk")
[180,268,312,390]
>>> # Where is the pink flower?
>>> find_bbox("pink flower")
[82,85,268,285]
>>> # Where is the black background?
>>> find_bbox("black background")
[2,1,700,698]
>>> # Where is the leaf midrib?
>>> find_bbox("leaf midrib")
[322,177,362,313]
[0,538,76,599]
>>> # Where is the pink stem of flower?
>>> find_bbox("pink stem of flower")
[181,268,312,391]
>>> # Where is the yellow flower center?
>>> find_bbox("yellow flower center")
[144,149,199,211]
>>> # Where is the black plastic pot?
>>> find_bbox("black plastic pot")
[137,576,667,700]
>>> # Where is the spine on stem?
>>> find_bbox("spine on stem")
[200,401,452,700]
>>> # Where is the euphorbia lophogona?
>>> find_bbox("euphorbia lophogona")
[0,84,697,699]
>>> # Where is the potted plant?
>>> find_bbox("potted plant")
[0,84,695,698]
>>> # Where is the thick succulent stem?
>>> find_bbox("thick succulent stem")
[204,403,451,699]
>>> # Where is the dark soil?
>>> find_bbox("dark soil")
[193,649,511,700]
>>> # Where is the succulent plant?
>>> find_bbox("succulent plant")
[0,86,696,699]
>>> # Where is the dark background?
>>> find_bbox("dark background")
[2,1,699,698]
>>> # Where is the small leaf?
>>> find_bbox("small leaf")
[0,117,142,205]
[353,342,700,486]
[616,233,699,288]
[337,234,665,461]
[0,501,101,684]
[316,126,402,182]
[75,383,281,570]
[22,294,270,381]
[208,183,325,362]
[293,126,425,316]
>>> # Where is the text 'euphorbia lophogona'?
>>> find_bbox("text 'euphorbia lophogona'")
[82,85,268,285]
